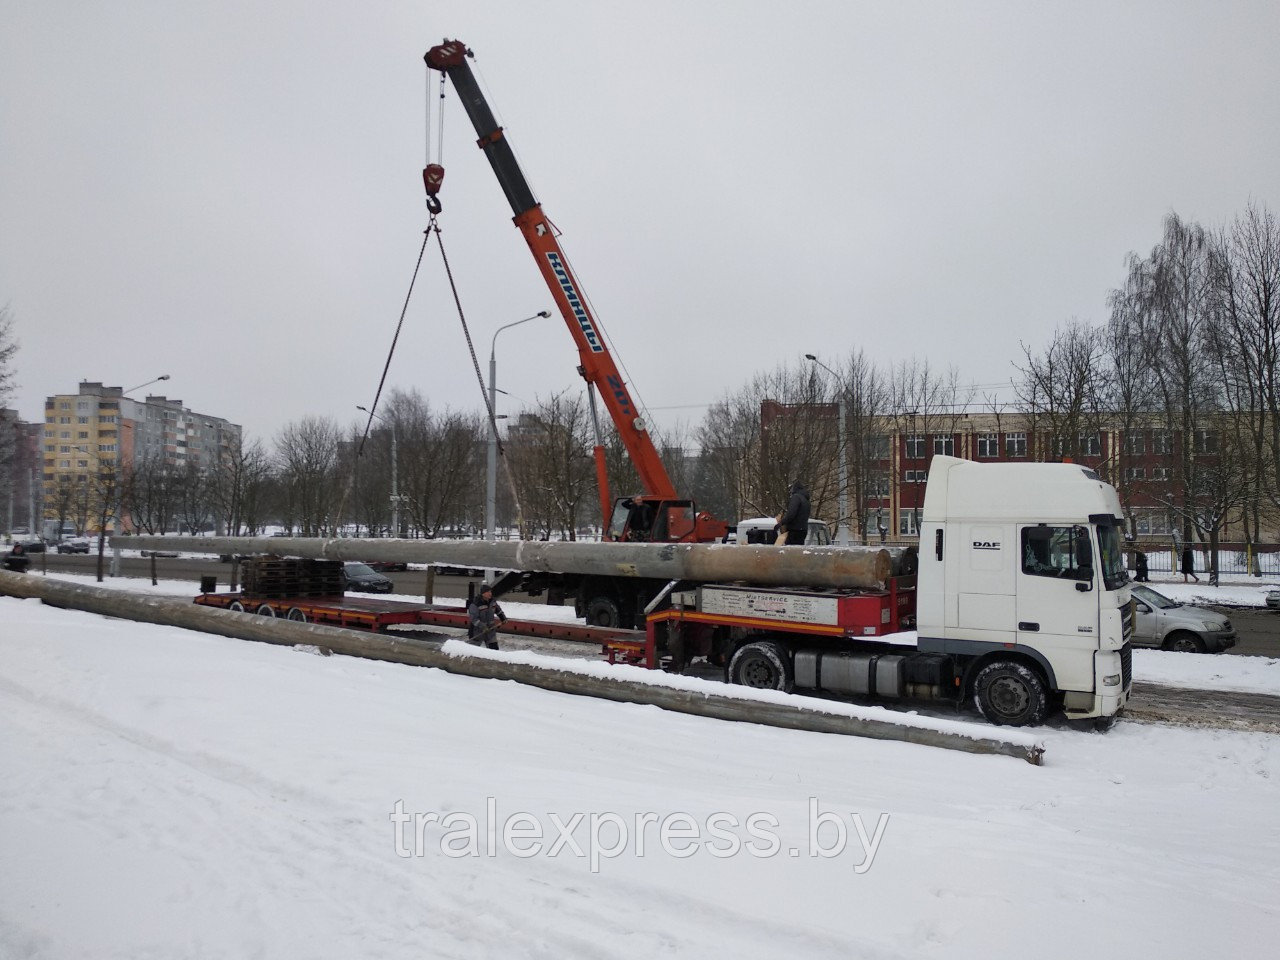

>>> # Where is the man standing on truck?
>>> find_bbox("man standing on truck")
[775,480,811,546]
[467,583,506,650]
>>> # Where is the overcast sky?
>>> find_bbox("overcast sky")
[3,1,1279,446]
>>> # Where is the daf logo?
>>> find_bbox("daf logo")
[972,541,1001,550]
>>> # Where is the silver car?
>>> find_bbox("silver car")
[1131,584,1237,653]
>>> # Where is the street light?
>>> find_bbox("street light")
[357,406,399,537]
[487,310,552,543]
[805,354,850,544]
[125,373,171,395]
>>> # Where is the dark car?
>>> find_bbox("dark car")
[56,537,91,554]
[342,561,394,593]
[18,538,46,553]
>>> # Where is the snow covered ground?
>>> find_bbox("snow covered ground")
[1,596,1278,959]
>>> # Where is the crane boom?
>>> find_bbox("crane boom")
[425,39,676,501]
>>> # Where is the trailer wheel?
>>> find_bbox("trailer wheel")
[228,600,245,613]
[286,607,307,623]
[728,641,794,693]
[973,660,1048,726]
[255,603,278,618]
[585,595,623,628]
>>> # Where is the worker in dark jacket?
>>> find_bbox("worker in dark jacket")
[775,480,811,546]
[467,583,506,650]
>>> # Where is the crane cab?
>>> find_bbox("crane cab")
[606,497,728,544]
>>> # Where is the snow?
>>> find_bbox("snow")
[1134,649,1280,697]
[1,597,1278,958]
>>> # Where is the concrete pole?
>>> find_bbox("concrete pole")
[806,354,851,544]
[485,350,498,543]
[390,421,399,537]
[486,310,550,544]
[836,392,849,544]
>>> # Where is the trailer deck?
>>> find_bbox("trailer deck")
[193,591,650,659]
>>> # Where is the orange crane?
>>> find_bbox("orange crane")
[425,39,726,545]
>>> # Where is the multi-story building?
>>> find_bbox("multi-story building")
[42,382,241,532]
[2,408,43,534]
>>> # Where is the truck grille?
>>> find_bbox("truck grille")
[1122,601,1135,645]
[1120,642,1133,691]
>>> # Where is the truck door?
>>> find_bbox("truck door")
[948,523,1016,643]
[1015,524,1099,692]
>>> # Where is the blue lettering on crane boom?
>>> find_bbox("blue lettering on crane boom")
[546,252,605,354]
[545,251,636,419]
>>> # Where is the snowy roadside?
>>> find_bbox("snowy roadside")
[1,598,1277,959]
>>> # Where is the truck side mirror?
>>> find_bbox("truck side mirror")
[1075,581,1092,592]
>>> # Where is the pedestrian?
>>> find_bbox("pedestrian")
[1181,546,1199,584]
[1135,549,1149,583]
[467,582,506,650]
[775,480,811,546]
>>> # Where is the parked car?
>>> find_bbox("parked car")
[18,538,46,553]
[56,537,91,554]
[342,561,394,593]
[1266,588,1280,610]
[1131,584,1237,653]
[364,560,408,573]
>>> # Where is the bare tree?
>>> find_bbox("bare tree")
[1014,320,1107,466]
[1205,202,1280,544]
[507,391,596,540]
[697,362,842,525]
[275,416,343,536]
[123,452,179,534]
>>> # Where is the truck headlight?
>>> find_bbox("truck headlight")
[1103,673,1122,686]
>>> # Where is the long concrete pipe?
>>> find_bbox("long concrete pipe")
[112,535,893,590]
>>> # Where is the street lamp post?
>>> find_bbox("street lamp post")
[805,354,850,544]
[357,406,399,537]
[125,373,171,395]
[487,310,551,543]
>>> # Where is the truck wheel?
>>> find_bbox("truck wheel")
[228,600,245,613]
[286,607,307,623]
[728,641,794,693]
[585,595,623,628]
[973,660,1048,726]
[255,603,277,618]
[1163,631,1206,653]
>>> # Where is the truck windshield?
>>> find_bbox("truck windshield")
[1095,523,1128,591]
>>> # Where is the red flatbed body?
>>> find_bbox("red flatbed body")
[193,591,643,648]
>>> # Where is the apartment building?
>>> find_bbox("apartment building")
[42,382,241,529]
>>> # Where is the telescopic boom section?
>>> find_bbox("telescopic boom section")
[425,39,677,501]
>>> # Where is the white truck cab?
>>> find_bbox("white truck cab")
[915,456,1133,720]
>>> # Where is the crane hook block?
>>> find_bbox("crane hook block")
[423,164,445,213]
[423,164,445,196]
